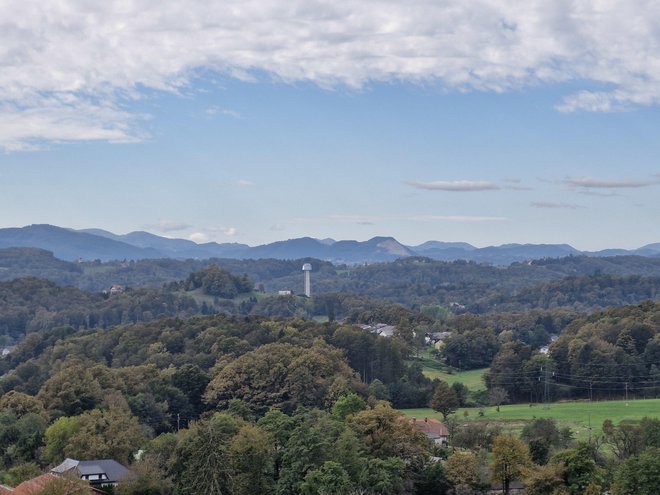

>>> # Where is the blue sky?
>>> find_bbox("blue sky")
[1,1,659,250]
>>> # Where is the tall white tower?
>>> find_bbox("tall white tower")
[302,263,312,297]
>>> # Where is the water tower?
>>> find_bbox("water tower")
[302,263,312,297]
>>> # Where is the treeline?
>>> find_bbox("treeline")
[0,275,430,346]
[0,315,435,413]
[2,248,660,313]
[1,312,659,493]
[0,314,451,492]
[0,278,199,345]
[484,301,660,403]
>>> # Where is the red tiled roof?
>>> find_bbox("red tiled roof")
[11,473,57,495]
[411,417,449,437]
[9,474,101,495]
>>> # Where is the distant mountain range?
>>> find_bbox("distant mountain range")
[0,224,659,265]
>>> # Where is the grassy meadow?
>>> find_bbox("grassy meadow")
[411,350,488,391]
[400,398,660,441]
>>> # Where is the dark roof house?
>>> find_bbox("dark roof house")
[51,458,131,487]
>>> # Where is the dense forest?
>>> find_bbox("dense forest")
[0,304,658,493]
[2,248,660,317]
[0,252,659,493]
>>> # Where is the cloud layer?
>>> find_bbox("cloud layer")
[407,180,499,191]
[563,176,660,188]
[3,1,660,148]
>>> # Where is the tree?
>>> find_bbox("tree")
[414,461,451,495]
[301,461,352,495]
[64,408,147,464]
[488,387,509,412]
[174,413,240,495]
[429,381,458,420]
[612,448,660,495]
[204,342,358,414]
[524,463,567,495]
[444,450,482,494]
[358,457,405,495]
[0,391,48,420]
[521,418,562,464]
[331,394,367,422]
[551,443,604,495]
[43,416,81,464]
[348,403,429,469]
[277,414,336,495]
[116,458,174,495]
[38,475,95,495]
[229,424,275,495]
[0,463,41,486]
[451,382,469,407]
[602,420,644,460]
[489,435,532,495]
[37,364,103,416]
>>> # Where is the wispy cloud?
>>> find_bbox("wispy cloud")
[207,226,238,237]
[327,214,380,225]
[206,107,242,119]
[411,215,509,222]
[576,190,620,197]
[221,109,242,119]
[4,2,660,149]
[563,176,660,189]
[531,202,584,209]
[407,180,499,192]
[144,220,191,233]
[237,179,255,187]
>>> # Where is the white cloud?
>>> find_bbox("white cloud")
[189,232,209,243]
[407,180,499,191]
[222,109,242,119]
[4,1,660,148]
[206,226,239,236]
[563,176,659,188]
[411,215,509,222]
[237,179,255,187]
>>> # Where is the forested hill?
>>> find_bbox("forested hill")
[1,249,660,316]
[0,278,200,344]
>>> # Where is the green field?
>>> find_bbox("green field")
[423,367,488,391]
[411,351,488,391]
[400,398,660,440]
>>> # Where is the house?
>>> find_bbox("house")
[278,290,292,295]
[411,417,449,446]
[51,458,131,488]
[109,284,125,295]
[428,331,452,344]
[354,323,397,338]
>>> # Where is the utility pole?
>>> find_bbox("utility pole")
[177,413,180,432]
[541,366,550,409]
[625,382,629,405]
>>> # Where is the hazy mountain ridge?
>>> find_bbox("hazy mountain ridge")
[0,224,658,264]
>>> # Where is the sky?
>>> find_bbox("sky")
[1,1,660,251]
